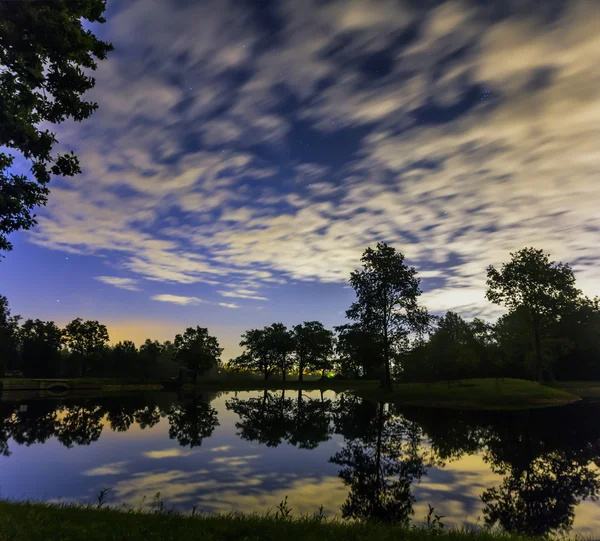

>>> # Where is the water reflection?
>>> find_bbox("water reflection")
[225,390,332,449]
[1,391,600,535]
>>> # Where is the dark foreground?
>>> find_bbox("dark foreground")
[0,501,540,541]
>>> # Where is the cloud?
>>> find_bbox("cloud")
[95,276,141,291]
[218,302,240,309]
[151,294,206,306]
[218,289,268,301]
[23,0,600,320]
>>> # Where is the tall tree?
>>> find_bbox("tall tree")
[0,0,112,254]
[428,311,479,381]
[0,295,20,375]
[62,318,109,376]
[19,319,63,377]
[486,248,581,381]
[347,243,431,391]
[173,327,222,383]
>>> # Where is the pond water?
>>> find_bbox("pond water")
[1,390,600,536]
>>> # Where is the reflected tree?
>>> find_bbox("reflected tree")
[134,406,162,429]
[105,403,138,432]
[226,390,294,447]
[167,395,219,448]
[7,401,58,446]
[55,404,104,447]
[288,390,333,449]
[330,401,428,524]
[480,405,600,536]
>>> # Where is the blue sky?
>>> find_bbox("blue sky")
[2,0,599,358]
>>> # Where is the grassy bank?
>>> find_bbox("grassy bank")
[548,380,600,399]
[354,378,579,410]
[0,500,539,541]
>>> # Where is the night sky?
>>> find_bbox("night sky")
[2,0,599,358]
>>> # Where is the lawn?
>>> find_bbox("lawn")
[0,500,542,541]
[354,378,579,410]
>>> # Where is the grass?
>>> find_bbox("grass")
[354,378,580,410]
[0,499,542,541]
[548,380,600,399]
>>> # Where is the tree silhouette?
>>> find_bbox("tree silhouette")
[0,295,20,375]
[0,0,112,254]
[167,395,219,448]
[63,318,109,376]
[19,319,63,377]
[173,327,222,383]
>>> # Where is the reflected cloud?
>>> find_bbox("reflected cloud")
[210,446,233,453]
[143,448,197,459]
[210,455,261,467]
[83,461,129,476]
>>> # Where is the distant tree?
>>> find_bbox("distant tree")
[62,318,109,376]
[468,318,500,377]
[111,341,139,378]
[19,319,63,377]
[231,328,276,380]
[334,323,381,379]
[486,248,581,381]
[347,243,431,391]
[173,327,222,383]
[267,323,295,381]
[0,0,112,254]
[552,297,600,380]
[139,339,163,379]
[293,321,335,380]
[0,295,20,375]
[428,311,479,381]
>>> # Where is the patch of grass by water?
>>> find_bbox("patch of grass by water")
[0,499,542,541]
[355,378,579,410]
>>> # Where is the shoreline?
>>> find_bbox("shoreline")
[0,377,580,410]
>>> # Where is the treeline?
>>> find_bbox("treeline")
[2,244,600,384]
[0,308,220,381]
